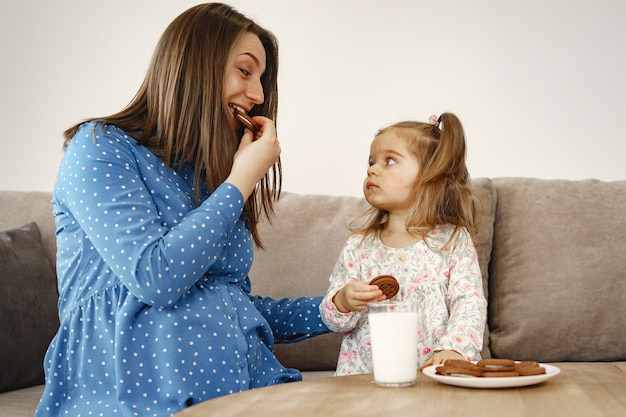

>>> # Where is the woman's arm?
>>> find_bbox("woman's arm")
[251,295,330,343]
[56,123,246,307]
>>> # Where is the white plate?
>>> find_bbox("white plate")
[422,363,560,388]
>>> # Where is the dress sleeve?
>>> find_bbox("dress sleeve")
[319,234,365,332]
[55,124,245,307]
[251,295,330,343]
[437,228,487,359]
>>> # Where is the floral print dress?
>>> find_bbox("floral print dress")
[320,225,487,376]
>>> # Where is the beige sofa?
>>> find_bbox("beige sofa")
[1,178,625,416]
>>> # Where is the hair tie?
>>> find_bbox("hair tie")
[428,114,440,127]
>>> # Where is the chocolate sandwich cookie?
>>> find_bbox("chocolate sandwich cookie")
[477,358,517,373]
[515,361,546,376]
[233,106,258,133]
[369,275,399,299]
[436,365,483,378]
[438,359,483,377]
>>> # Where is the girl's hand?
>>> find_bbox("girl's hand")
[333,282,385,313]
[227,117,281,200]
[419,350,465,371]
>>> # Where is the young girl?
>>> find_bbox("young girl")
[320,113,487,376]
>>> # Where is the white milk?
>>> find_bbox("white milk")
[368,310,419,387]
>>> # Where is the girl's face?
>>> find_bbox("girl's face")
[223,32,267,129]
[363,130,420,214]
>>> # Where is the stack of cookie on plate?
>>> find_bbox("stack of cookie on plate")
[435,359,546,377]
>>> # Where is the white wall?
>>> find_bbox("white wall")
[1,0,624,197]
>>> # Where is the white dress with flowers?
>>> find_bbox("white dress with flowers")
[320,225,487,376]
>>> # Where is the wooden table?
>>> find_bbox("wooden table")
[174,362,626,417]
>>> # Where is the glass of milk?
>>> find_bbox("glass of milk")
[368,301,419,387]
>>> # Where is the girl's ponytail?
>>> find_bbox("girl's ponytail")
[420,112,468,186]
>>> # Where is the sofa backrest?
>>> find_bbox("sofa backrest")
[3,177,624,379]
[488,178,626,362]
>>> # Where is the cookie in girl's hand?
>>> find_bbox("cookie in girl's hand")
[369,275,399,299]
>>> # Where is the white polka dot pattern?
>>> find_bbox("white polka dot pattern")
[36,122,329,416]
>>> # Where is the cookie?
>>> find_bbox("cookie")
[477,358,517,373]
[436,364,482,378]
[233,107,258,133]
[482,371,520,377]
[369,275,399,299]
[443,359,482,375]
[434,358,546,378]
[515,361,546,376]
[445,359,481,371]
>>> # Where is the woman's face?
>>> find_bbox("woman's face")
[224,32,267,129]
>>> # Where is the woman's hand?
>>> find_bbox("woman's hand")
[332,282,385,313]
[227,117,281,200]
[419,350,465,371]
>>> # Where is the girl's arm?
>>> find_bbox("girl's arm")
[318,235,380,332]
[438,228,488,360]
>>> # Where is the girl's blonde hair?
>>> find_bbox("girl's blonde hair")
[353,112,481,244]
[62,3,281,248]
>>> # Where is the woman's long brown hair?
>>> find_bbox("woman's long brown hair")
[62,3,281,248]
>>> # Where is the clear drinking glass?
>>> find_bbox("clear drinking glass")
[368,301,419,387]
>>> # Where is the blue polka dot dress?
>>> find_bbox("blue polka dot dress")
[36,122,329,416]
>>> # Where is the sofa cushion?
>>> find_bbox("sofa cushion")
[250,177,496,370]
[0,191,56,267]
[472,177,497,358]
[0,222,59,393]
[489,178,626,361]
